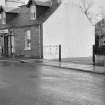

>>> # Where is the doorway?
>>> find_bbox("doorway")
[3,35,9,56]
[0,29,15,57]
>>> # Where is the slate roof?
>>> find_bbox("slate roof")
[4,0,52,13]
[26,0,52,7]
[5,7,20,13]
[33,0,52,7]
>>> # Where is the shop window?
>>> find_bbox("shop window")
[30,5,36,20]
[25,30,31,50]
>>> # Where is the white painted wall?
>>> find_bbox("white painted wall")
[43,1,95,58]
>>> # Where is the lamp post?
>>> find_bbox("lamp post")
[59,44,61,62]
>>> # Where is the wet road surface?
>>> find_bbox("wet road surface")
[0,61,104,105]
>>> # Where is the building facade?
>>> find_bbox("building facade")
[93,19,105,65]
[0,0,61,58]
[43,1,94,59]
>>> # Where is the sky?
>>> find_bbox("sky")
[68,0,105,24]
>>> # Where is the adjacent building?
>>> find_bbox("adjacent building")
[93,19,105,65]
[43,1,94,59]
[0,0,61,58]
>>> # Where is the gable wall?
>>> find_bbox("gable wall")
[43,1,95,58]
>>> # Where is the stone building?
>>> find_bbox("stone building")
[0,0,61,58]
[93,19,105,65]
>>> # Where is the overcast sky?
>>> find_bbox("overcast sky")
[67,0,105,24]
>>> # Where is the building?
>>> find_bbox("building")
[43,1,95,59]
[93,19,105,65]
[0,0,61,58]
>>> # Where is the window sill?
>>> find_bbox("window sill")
[24,49,31,51]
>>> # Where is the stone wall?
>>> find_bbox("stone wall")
[13,25,42,58]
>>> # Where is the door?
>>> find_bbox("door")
[4,36,8,56]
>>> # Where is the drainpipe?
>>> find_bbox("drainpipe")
[59,44,61,62]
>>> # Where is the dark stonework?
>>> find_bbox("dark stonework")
[0,0,61,58]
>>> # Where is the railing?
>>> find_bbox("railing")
[43,44,61,61]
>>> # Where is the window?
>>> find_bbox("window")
[2,12,6,24]
[0,12,6,24]
[9,29,15,53]
[30,5,36,20]
[0,14,1,19]
[25,30,31,50]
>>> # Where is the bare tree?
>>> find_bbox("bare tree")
[78,0,95,25]
[99,7,105,19]
[71,0,105,25]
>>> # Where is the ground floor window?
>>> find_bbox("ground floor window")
[24,30,31,50]
[11,35,15,53]
[0,12,6,24]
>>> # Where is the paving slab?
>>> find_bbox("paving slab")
[20,59,105,74]
[0,57,104,74]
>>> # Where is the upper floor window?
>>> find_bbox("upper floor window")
[30,5,36,20]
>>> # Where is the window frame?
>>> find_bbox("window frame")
[0,12,6,24]
[30,5,36,20]
[0,14,2,19]
[24,30,31,50]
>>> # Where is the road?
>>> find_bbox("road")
[0,61,104,105]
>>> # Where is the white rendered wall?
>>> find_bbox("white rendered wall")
[43,1,95,58]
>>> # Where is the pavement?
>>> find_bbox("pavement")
[51,57,93,65]
[0,57,105,74]
[19,58,105,75]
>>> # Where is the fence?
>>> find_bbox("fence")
[43,45,61,61]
